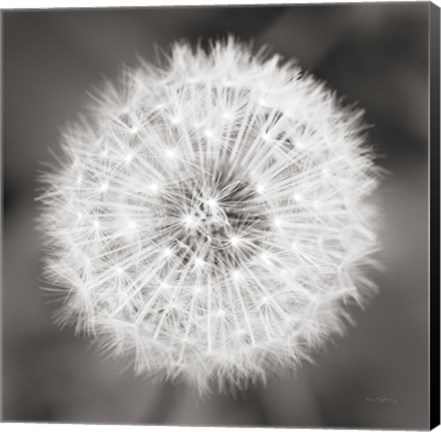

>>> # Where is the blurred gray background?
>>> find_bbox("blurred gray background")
[2,3,430,428]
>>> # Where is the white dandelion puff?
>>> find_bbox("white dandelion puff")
[37,37,381,394]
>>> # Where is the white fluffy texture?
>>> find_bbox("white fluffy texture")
[38,39,380,393]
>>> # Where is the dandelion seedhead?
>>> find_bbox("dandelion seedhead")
[38,38,381,394]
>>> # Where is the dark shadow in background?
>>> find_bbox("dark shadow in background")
[2,3,430,428]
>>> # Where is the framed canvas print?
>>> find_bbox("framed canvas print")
[2,1,440,430]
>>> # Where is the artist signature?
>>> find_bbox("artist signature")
[365,396,397,405]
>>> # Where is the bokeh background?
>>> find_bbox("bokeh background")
[2,3,430,428]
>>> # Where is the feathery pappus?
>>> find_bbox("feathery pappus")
[37,38,381,394]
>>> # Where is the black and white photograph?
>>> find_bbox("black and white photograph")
[2,1,440,430]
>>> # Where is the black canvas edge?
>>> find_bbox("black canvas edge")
[430,2,441,430]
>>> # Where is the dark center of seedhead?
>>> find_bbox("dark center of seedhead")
[159,161,270,276]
